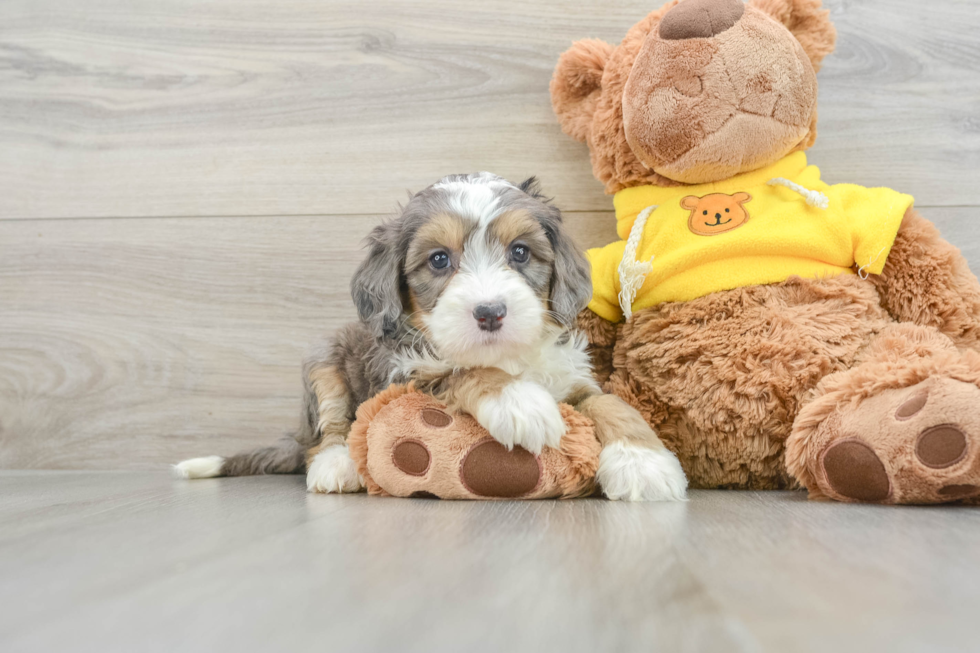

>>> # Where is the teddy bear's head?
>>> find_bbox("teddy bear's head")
[551,0,836,191]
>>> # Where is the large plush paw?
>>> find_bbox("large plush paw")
[306,444,364,494]
[351,389,601,500]
[597,441,688,502]
[475,381,567,455]
[810,378,980,504]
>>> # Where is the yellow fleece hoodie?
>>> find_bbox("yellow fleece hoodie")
[587,152,914,322]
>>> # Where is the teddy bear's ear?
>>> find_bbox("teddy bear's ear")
[750,0,837,71]
[680,196,701,210]
[550,39,614,142]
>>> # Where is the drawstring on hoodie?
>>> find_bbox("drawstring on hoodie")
[767,177,830,209]
[618,204,657,321]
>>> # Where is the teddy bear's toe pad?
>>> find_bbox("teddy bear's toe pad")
[821,440,891,502]
[938,484,980,499]
[813,378,980,504]
[916,425,968,468]
[392,440,430,476]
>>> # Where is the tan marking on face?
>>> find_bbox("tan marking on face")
[407,288,430,332]
[488,209,556,305]
[541,296,558,326]
[406,212,468,271]
[682,192,751,236]
[490,210,540,247]
[490,211,554,261]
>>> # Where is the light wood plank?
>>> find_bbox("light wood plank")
[1,0,979,219]
[3,474,980,653]
[0,212,617,469]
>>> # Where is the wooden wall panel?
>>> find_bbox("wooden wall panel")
[0,0,978,219]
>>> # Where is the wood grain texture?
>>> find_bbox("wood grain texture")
[0,212,617,469]
[1,0,979,219]
[2,475,980,653]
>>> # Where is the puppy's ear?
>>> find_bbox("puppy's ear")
[550,39,614,142]
[518,176,553,202]
[541,208,593,328]
[519,176,542,198]
[751,0,836,71]
[351,219,404,338]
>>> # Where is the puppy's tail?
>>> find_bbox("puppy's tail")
[172,436,306,479]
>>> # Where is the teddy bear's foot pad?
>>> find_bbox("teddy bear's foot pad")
[815,378,980,504]
[460,440,541,498]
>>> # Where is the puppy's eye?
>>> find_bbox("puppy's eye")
[428,251,451,270]
[510,244,530,264]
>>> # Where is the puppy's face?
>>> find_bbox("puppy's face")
[407,205,555,367]
[352,173,592,368]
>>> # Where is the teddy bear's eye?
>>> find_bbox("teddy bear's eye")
[703,210,708,215]
[725,208,730,213]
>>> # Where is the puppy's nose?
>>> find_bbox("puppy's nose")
[659,0,745,40]
[473,303,507,332]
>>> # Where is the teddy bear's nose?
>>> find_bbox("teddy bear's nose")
[659,0,745,40]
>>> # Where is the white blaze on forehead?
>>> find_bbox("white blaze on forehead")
[433,173,516,226]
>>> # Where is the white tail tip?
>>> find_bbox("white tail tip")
[172,455,225,479]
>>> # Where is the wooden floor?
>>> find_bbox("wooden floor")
[1,472,979,653]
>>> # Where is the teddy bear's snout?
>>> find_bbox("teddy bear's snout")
[659,0,745,40]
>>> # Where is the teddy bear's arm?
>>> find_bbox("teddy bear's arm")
[577,308,619,386]
[869,208,980,350]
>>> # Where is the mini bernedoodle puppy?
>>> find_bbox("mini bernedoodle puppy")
[176,173,687,501]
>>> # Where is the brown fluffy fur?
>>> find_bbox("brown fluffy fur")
[592,274,889,489]
[871,208,980,350]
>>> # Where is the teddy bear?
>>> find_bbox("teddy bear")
[550,0,980,503]
[346,384,601,500]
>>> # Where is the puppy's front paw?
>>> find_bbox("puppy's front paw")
[306,444,364,494]
[476,381,566,455]
[598,441,687,502]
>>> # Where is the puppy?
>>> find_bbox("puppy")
[175,173,687,501]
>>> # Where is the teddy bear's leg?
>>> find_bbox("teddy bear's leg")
[303,364,363,494]
[787,323,980,504]
[869,208,980,350]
